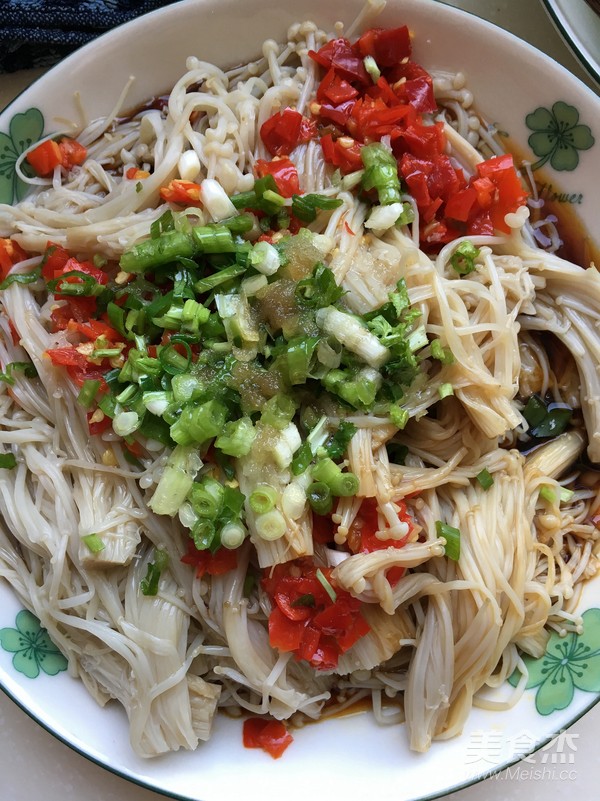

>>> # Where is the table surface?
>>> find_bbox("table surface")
[1,2,599,801]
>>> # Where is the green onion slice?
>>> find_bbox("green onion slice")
[249,485,278,515]
[77,379,102,409]
[323,421,357,461]
[316,568,337,603]
[82,533,105,554]
[191,519,218,551]
[435,521,461,561]
[158,341,192,375]
[0,265,42,290]
[47,270,105,297]
[307,481,333,516]
[522,394,547,428]
[291,193,343,223]
[291,441,313,476]
[532,407,572,439]
[539,485,556,503]
[0,453,17,469]
[476,468,494,490]
[0,361,38,385]
[140,549,169,595]
[449,241,480,275]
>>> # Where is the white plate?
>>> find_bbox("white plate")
[542,0,600,85]
[1,1,599,799]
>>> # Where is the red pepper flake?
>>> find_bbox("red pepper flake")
[0,238,28,281]
[160,179,202,206]
[8,320,20,345]
[262,559,370,669]
[254,157,300,197]
[260,108,314,157]
[242,717,293,759]
[181,542,238,578]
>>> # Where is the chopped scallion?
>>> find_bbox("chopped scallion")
[219,213,254,235]
[260,394,297,430]
[140,549,169,596]
[291,193,343,223]
[291,441,313,476]
[191,518,217,551]
[0,361,38,385]
[430,339,454,364]
[170,399,228,446]
[522,394,547,428]
[323,421,357,461]
[220,522,247,550]
[120,230,195,273]
[449,241,480,276]
[189,477,224,520]
[77,379,102,409]
[0,453,17,469]
[360,142,401,205]
[214,417,256,457]
[316,568,337,603]
[286,336,320,384]
[113,411,140,437]
[307,481,333,516]
[255,509,287,541]
[560,487,575,503]
[435,520,461,561]
[539,485,556,503]
[142,390,173,416]
[532,407,572,439]
[311,458,359,497]
[82,533,105,554]
[194,263,246,293]
[476,468,494,490]
[363,54,381,82]
[191,224,236,254]
[262,189,286,208]
[389,404,409,429]
[157,341,192,376]
[249,484,278,515]
[47,271,105,297]
[0,265,41,290]
[148,444,201,516]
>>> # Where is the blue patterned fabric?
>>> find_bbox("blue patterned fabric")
[0,1,178,73]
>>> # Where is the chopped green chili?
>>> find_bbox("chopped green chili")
[449,241,480,275]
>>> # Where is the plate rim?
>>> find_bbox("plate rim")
[541,0,600,86]
[2,666,599,801]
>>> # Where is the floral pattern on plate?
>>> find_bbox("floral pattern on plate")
[509,607,600,714]
[525,100,595,171]
[0,609,68,679]
[0,107,44,205]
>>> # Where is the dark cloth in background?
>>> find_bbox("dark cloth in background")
[0,1,177,73]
